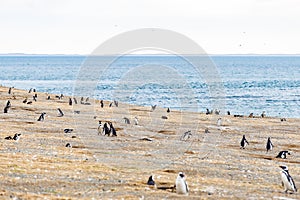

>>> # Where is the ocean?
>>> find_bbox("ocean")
[0,55,299,118]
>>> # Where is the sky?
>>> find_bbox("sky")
[1,0,300,55]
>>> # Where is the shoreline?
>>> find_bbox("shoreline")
[1,85,300,199]
[1,84,297,120]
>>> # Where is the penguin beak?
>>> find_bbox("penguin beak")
[279,166,286,170]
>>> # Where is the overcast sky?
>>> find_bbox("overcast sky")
[1,0,300,54]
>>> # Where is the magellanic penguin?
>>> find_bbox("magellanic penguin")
[97,121,103,135]
[57,108,64,117]
[147,175,156,187]
[8,87,13,94]
[240,135,249,149]
[123,117,130,124]
[175,172,189,195]
[65,143,72,148]
[64,129,73,133]
[69,98,72,106]
[102,123,110,136]
[4,100,11,113]
[266,137,273,152]
[276,151,290,159]
[37,112,46,121]
[13,133,21,141]
[109,122,117,137]
[217,118,222,126]
[151,105,157,112]
[261,111,266,118]
[134,117,139,125]
[280,165,297,193]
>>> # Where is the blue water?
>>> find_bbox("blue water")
[0,55,299,118]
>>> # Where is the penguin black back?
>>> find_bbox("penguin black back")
[240,135,249,149]
[109,122,117,137]
[266,137,273,152]
[147,175,155,186]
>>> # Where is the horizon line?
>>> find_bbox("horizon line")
[1,53,300,56]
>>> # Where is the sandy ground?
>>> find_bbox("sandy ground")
[0,86,300,199]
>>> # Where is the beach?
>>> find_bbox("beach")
[1,85,300,199]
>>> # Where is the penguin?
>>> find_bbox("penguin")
[205,128,210,133]
[65,143,72,148]
[47,96,51,100]
[175,172,189,195]
[167,108,170,113]
[103,123,110,136]
[161,116,168,119]
[180,130,192,141]
[114,100,118,107]
[109,122,117,137]
[28,88,33,93]
[109,102,113,107]
[8,87,13,94]
[227,111,231,115]
[27,101,32,105]
[240,135,249,149]
[266,137,273,152]
[5,136,13,140]
[151,105,157,111]
[73,98,78,104]
[37,112,46,121]
[276,151,290,159]
[97,121,103,135]
[4,100,11,113]
[123,117,130,124]
[69,98,72,106]
[4,105,9,113]
[147,175,156,186]
[100,100,104,108]
[206,108,209,115]
[23,98,28,104]
[57,108,64,117]
[280,165,297,193]
[217,118,222,126]
[33,95,37,102]
[64,129,73,133]
[261,111,266,118]
[249,113,254,118]
[13,133,21,141]
[134,117,139,125]
[6,100,11,108]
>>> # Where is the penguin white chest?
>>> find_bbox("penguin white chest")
[176,174,188,195]
[281,171,293,191]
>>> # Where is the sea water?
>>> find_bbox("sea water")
[0,55,299,118]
